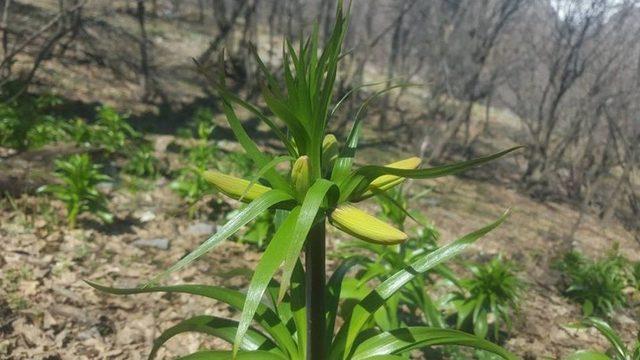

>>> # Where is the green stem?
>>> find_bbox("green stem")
[305,219,326,360]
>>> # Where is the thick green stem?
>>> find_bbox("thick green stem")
[305,219,326,360]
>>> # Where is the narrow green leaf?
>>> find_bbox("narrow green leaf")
[334,211,510,359]
[579,317,628,359]
[148,190,293,284]
[196,57,297,158]
[474,309,489,339]
[328,80,401,120]
[240,155,292,202]
[331,84,407,183]
[350,327,518,360]
[290,260,307,359]
[342,147,522,201]
[148,315,278,360]
[565,351,611,360]
[218,94,290,192]
[261,85,309,153]
[326,256,364,346]
[176,350,286,360]
[85,282,297,358]
[278,179,338,301]
[371,188,424,226]
[234,208,303,357]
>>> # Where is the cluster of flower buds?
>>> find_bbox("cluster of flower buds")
[202,137,422,246]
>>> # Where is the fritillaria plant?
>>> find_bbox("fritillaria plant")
[90,3,520,359]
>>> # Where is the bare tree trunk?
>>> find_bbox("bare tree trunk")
[136,0,151,100]
[0,0,11,78]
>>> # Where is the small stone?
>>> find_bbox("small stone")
[138,210,156,223]
[96,182,114,193]
[187,222,215,236]
[77,326,101,341]
[615,313,635,325]
[132,238,170,250]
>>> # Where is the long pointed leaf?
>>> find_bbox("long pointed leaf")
[333,210,510,359]
[148,315,278,360]
[565,351,611,360]
[241,155,292,202]
[149,190,293,284]
[350,327,518,360]
[278,179,338,301]
[342,147,522,201]
[331,84,407,183]
[234,208,303,357]
[574,317,628,359]
[290,260,307,359]
[218,96,290,192]
[326,256,365,346]
[85,282,297,358]
[176,350,286,360]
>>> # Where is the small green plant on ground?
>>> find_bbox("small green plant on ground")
[38,154,112,228]
[0,93,66,150]
[124,144,160,178]
[91,105,139,153]
[451,256,523,341]
[170,144,218,206]
[230,209,277,249]
[218,151,254,179]
[0,267,33,310]
[89,4,521,359]
[178,107,216,140]
[63,117,92,146]
[170,108,223,206]
[566,317,640,360]
[555,249,632,316]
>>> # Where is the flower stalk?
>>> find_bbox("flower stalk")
[305,220,326,360]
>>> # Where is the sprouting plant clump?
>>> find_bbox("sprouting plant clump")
[555,249,633,316]
[0,93,66,150]
[89,3,521,359]
[452,256,524,341]
[38,154,112,228]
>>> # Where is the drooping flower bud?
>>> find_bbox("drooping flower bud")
[329,204,407,245]
[291,155,311,199]
[322,134,339,171]
[355,157,421,200]
[202,170,271,202]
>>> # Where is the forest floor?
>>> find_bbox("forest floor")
[2,2,639,359]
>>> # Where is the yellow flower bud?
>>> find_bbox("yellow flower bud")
[329,204,407,245]
[357,157,421,200]
[291,155,311,198]
[202,170,271,202]
[322,134,339,170]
